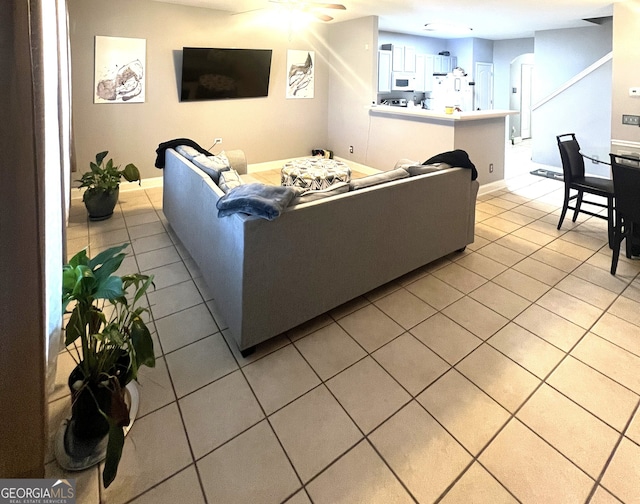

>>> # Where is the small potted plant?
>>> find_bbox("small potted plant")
[56,243,154,488]
[78,151,141,220]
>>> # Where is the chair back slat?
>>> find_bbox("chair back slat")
[610,154,640,222]
[557,134,585,181]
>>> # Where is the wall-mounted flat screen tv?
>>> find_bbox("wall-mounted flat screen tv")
[180,47,273,101]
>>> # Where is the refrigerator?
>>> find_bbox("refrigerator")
[430,73,474,113]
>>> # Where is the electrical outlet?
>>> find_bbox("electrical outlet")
[489,163,494,173]
[622,115,640,126]
[349,145,354,154]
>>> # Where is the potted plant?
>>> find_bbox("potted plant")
[78,151,141,220]
[56,243,154,488]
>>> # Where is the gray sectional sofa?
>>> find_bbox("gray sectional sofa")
[162,148,479,356]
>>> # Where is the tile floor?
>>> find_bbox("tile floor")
[49,150,640,504]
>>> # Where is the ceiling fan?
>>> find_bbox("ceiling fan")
[267,0,346,22]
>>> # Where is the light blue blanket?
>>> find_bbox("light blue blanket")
[216,183,296,220]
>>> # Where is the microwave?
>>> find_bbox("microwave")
[392,72,416,91]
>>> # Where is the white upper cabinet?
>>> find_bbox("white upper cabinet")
[378,50,392,93]
[381,44,416,73]
[404,46,416,73]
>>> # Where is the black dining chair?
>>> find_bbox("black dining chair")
[556,134,615,247]
[609,153,640,275]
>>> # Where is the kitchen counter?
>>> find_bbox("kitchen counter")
[364,106,516,185]
[371,105,518,122]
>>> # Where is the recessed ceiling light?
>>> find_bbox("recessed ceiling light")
[424,22,473,34]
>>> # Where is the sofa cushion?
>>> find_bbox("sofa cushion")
[407,163,451,176]
[191,152,231,183]
[216,183,296,220]
[290,182,350,206]
[394,158,420,171]
[175,144,202,160]
[349,167,410,190]
[218,169,244,193]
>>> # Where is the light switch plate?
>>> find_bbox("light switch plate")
[630,87,640,97]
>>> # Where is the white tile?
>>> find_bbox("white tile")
[405,274,464,310]
[327,357,411,433]
[306,441,413,504]
[129,466,205,504]
[370,401,472,503]
[456,344,540,413]
[418,370,510,455]
[243,345,320,415]
[147,280,203,319]
[480,419,593,504]
[165,333,238,398]
[373,333,449,395]
[337,304,404,353]
[197,421,300,504]
[155,303,218,354]
[600,438,640,504]
[102,403,193,502]
[270,386,362,482]
[180,370,264,459]
[411,313,482,365]
[294,323,366,380]
[443,297,509,341]
[439,462,518,504]
[373,288,436,329]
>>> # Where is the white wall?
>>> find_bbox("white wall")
[493,38,535,110]
[326,16,378,162]
[531,23,613,170]
[611,0,640,153]
[69,0,332,180]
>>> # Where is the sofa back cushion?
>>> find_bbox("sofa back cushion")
[290,182,350,206]
[191,152,231,183]
[218,169,244,193]
[349,167,410,191]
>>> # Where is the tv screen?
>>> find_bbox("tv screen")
[180,47,273,102]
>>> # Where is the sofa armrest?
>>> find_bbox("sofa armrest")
[226,149,247,175]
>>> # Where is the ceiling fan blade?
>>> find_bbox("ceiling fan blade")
[313,12,334,22]
[308,3,346,9]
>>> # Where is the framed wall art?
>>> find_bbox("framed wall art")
[286,50,314,99]
[94,36,146,103]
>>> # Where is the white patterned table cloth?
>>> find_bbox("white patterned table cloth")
[281,158,351,190]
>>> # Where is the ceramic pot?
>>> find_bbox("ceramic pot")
[84,187,119,221]
[68,355,129,440]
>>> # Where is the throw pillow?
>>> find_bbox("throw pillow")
[218,169,244,193]
[289,182,350,206]
[192,152,231,183]
[349,167,410,191]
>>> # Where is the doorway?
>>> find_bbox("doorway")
[520,63,534,139]
[475,62,493,110]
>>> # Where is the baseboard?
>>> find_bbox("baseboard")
[71,176,163,200]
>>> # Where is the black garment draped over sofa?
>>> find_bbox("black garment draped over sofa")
[424,149,478,181]
[155,138,210,168]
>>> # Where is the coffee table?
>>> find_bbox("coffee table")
[281,157,351,190]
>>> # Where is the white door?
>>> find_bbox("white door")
[521,64,534,139]
[475,62,493,110]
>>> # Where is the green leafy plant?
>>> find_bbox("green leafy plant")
[62,243,154,488]
[78,151,141,201]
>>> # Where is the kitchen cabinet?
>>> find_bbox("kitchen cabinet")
[381,44,416,73]
[404,46,416,73]
[378,50,392,93]
[414,54,435,92]
[433,55,458,74]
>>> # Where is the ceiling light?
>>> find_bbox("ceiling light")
[424,22,473,34]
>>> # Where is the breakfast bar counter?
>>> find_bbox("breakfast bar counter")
[366,106,517,185]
